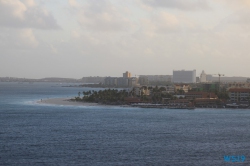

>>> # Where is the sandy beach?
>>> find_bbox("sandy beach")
[37,98,100,106]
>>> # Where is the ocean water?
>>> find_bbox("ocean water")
[1,82,250,165]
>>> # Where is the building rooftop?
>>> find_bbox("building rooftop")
[228,88,250,92]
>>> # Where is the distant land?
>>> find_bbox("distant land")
[0,77,85,83]
[212,76,248,82]
[0,75,249,84]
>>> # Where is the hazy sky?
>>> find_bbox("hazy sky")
[1,0,250,78]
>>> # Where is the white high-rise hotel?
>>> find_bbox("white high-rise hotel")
[173,70,196,83]
[200,70,207,82]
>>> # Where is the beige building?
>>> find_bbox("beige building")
[227,83,250,90]
[174,84,191,93]
[200,70,207,83]
[135,87,150,96]
[228,88,250,102]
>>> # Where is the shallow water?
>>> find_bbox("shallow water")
[1,82,250,165]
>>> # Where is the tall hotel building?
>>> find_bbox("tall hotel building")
[173,70,196,83]
[123,71,131,78]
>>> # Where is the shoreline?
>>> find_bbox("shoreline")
[37,98,100,107]
[37,98,250,109]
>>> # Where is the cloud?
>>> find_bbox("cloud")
[0,28,38,49]
[68,0,79,8]
[0,0,60,29]
[141,0,211,11]
[68,0,132,32]
[0,0,27,19]
[19,28,39,47]
[216,0,250,10]
[224,10,250,25]
[139,12,199,36]
[143,12,180,34]
[215,10,250,33]
[23,0,35,7]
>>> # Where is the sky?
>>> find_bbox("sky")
[1,0,250,79]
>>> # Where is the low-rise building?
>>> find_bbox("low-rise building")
[134,87,150,96]
[185,92,217,99]
[169,99,191,106]
[174,84,190,93]
[228,88,250,102]
[124,97,141,104]
[165,85,175,93]
[194,98,221,107]
[227,83,250,89]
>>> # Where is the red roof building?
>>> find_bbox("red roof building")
[185,92,217,99]
[228,88,250,102]
[194,98,221,106]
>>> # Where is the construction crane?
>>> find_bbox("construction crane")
[212,73,225,92]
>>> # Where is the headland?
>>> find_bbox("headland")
[37,98,100,107]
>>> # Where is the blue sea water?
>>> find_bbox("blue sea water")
[1,82,250,165]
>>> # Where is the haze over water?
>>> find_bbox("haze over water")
[0,83,249,165]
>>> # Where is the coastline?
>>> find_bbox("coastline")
[37,98,100,107]
[37,98,250,109]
